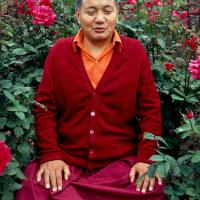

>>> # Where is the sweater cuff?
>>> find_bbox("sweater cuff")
[39,151,63,165]
[135,148,155,164]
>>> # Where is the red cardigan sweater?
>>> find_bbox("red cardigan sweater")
[34,35,162,169]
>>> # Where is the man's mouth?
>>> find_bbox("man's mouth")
[93,27,106,33]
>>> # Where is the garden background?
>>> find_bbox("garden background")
[0,0,200,199]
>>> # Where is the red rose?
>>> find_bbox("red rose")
[0,141,11,176]
[51,30,56,35]
[185,111,193,119]
[165,62,174,71]
[41,0,52,6]
[185,36,198,51]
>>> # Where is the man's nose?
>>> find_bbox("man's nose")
[94,12,105,23]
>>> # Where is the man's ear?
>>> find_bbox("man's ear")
[76,9,81,25]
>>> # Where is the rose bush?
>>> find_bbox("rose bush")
[0,0,199,199]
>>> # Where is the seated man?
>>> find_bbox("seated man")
[15,0,166,199]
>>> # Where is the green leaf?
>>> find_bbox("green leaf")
[185,188,196,197]
[164,185,174,195]
[191,152,200,163]
[150,155,165,162]
[164,155,177,166]
[7,107,18,112]
[1,30,13,37]
[3,90,15,103]
[10,182,22,191]
[157,37,165,48]
[17,143,31,163]
[1,80,13,89]
[1,193,14,200]
[24,43,38,53]
[173,165,181,177]
[0,40,16,47]
[12,48,27,56]
[146,164,156,178]
[173,88,185,97]
[9,60,24,66]
[175,124,191,134]
[14,126,24,137]
[17,105,28,112]
[185,96,199,103]
[0,117,7,129]
[0,133,6,141]
[15,168,25,180]
[155,136,169,148]
[6,120,16,128]
[177,154,192,164]
[156,162,170,178]
[15,111,25,120]
[22,119,30,130]
[181,131,192,139]
[143,132,155,140]
[171,94,184,101]
[6,161,19,176]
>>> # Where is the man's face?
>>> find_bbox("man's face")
[76,0,118,43]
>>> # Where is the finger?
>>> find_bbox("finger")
[49,170,57,192]
[36,168,44,182]
[136,173,144,192]
[141,175,150,193]
[56,169,63,191]
[63,166,70,181]
[44,170,50,189]
[155,173,162,185]
[129,167,136,183]
[149,178,155,191]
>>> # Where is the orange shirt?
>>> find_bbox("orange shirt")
[73,30,122,89]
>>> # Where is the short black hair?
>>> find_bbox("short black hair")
[76,0,118,9]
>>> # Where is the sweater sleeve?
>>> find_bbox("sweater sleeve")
[136,49,162,164]
[33,44,63,164]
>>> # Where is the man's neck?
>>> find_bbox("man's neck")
[83,36,113,59]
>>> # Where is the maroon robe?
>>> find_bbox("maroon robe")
[15,155,166,200]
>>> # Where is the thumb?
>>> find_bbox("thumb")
[63,165,70,181]
[129,166,136,183]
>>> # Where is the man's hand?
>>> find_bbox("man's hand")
[36,160,71,192]
[129,162,162,193]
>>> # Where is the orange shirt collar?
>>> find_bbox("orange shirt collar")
[73,29,122,52]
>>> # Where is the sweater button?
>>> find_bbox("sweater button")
[90,150,94,154]
[90,111,95,117]
[90,130,95,134]
[89,150,94,157]
[92,92,96,97]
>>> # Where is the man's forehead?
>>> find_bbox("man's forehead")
[81,0,116,8]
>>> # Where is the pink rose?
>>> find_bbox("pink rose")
[144,0,161,9]
[0,141,12,176]
[26,0,52,13]
[32,5,57,26]
[127,0,137,5]
[188,56,200,80]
